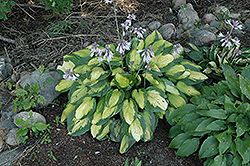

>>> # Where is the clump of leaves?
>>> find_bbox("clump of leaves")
[55,30,207,153]
[122,157,142,166]
[15,110,49,143]
[13,83,46,112]
[0,0,15,20]
[168,64,250,165]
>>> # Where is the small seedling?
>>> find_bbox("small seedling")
[48,151,57,161]
[54,116,64,127]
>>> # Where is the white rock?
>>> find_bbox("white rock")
[13,111,46,128]
[5,128,19,146]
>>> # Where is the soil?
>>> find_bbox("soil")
[0,0,249,165]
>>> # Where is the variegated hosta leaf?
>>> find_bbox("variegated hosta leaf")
[172,70,191,80]
[132,89,146,110]
[122,99,137,125]
[120,135,136,154]
[73,48,91,57]
[69,83,88,104]
[105,89,124,108]
[110,119,122,142]
[181,60,202,70]
[127,49,142,71]
[150,53,174,70]
[68,116,91,136]
[162,78,180,95]
[61,103,76,122]
[115,73,135,90]
[144,30,159,48]
[75,97,96,120]
[129,118,144,142]
[143,72,160,85]
[165,65,186,77]
[102,105,118,119]
[91,124,102,138]
[96,120,113,140]
[88,67,108,82]
[88,56,102,67]
[167,93,186,108]
[55,79,74,92]
[146,87,168,112]
[142,111,158,141]
[151,39,165,55]
[176,81,200,96]
[188,71,208,81]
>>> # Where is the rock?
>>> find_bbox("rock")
[13,111,46,128]
[229,13,241,19]
[0,137,4,152]
[0,148,22,166]
[175,26,185,39]
[189,30,216,46]
[1,102,16,121]
[5,128,19,146]
[202,13,217,24]
[178,3,199,28]
[134,21,148,28]
[210,21,223,28]
[0,56,13,80]
[172,0,186,9]
[148,21,161,31]
[0,120,16,140]
[202,24,218,34]
[245,19,250,32]
[17,69,61,106]
[158,23,176,40]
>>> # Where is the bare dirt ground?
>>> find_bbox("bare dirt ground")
[0,0,250,165]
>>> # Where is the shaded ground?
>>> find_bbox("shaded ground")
[0,0,250,165]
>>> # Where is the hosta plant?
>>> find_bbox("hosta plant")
[168,64,250,165]
[187,19,250,84]
[55,30,207,153]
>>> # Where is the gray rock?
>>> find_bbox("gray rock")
[148,21,161,31]
[0,148,22,166]
[245,19,250,32]
[172,0,186,9]
[134,21,148,28]
[17,69,61,106]
[189,30,216,46]
[210,21,223,28]
[0,137,4,152]
[158,23,176,40]
[202,13,217,24]
[0,120,16,140]
[13,111,46,128]
[0,56,13,80]
[5,128,19,146]
[1,102,16,121]
[178,3,199,28]
[202,24,218,34]
[229,13,241,19]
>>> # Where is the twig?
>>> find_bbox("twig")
[16,3,45,9]
[0,35,15,44]
[32,34,101,45]
[16,3,35,20]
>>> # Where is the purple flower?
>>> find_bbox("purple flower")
[63,68,80,82]
[137,45,155,64]
[102,44,113,62]
[234,49,242,56]
[172,43,182,57]
[116,39,131,55]
[145,64,151,71]
[105,0,113,4]
[121,20,131,30]
[131,27,146,39]
[231,37,240,47]
[127,14,136,20]
[218,32,232,48]
[88,42,100,57]
[225,19,243,30]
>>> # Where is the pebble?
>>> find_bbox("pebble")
[172,0,186,9]
[0,120,16,140]
[202,13,217,24]
[190,30,216,46]
[0,56,13,80]
[5,128,19,146]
